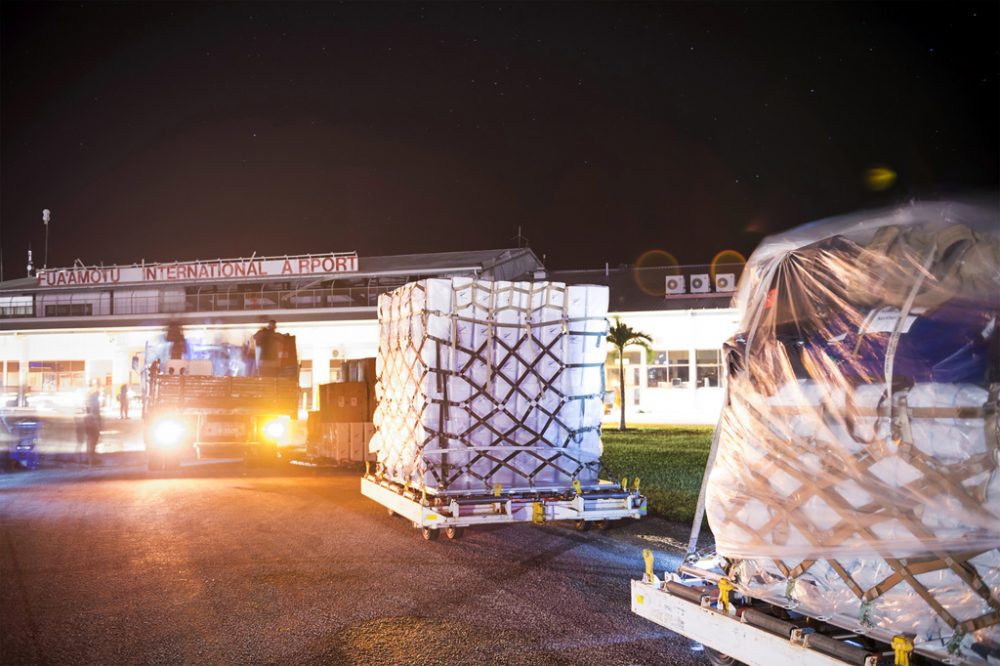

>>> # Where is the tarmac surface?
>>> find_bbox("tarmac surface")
[1,455,708,666]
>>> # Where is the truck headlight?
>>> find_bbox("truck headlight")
[261,417,288,442]
[152,419,186,448]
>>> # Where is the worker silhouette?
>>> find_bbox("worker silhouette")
[118,384,130,419]
[253,320,279,376]
[84,381,102,466]
[165,322,186,360]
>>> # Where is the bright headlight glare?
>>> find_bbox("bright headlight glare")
[152,419,185,447]
[262,418,287,441]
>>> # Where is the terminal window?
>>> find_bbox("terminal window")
[647,351,689,388]
[27,361,86,392]
[696,349,723,388]
[606,351,642,389]
[3,361,19,387]
[44,303,93,317]
[0,296,33,317]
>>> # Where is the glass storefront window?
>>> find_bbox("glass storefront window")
[606,350,643,388]
[3,361,19,387]
[696,349,723,388]
[26,361,86,392]
[646,351,689,388]
[43,303,93,317]
[0,296,33,318]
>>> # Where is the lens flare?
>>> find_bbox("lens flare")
[152,419,185,447]
[262,417,288,442]
[633,250,679,297]
[864,166,897,191]
[710,250,747,282]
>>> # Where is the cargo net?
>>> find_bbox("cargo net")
[369,278,608,496]
[704,202,1000,663]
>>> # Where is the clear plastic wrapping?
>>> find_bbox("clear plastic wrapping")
[705,201,1000,663]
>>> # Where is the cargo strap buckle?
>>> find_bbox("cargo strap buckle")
[642,548,654,581]
[531,501,545,524]
[892,635,913,666]
[717,577,735,615]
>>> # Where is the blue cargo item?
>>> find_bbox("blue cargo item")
[1,415,40,470]
[804,298,997,386]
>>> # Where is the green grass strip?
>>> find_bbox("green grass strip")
[601,426,713,523]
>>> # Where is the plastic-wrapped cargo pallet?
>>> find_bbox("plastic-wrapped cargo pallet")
[368,278,608,495]
[705,201,1000,664]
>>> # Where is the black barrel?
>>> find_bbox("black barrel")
[665,581,708,605]
[742,609,796,639]
[803,632,873,666]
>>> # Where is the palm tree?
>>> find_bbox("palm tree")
[607,318,652,431]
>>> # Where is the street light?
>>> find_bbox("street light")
[42,209,50,269]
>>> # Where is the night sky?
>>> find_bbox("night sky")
[1,2,997,276]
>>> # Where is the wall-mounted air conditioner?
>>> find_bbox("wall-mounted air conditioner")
[714,273,737,292]
[664,275,686,295]
[689,273,710,293]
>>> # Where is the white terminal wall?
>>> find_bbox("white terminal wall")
[0,305,738,424]
[604,308,739,426]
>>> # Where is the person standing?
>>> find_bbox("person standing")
[165,321,187,360]
[85,381,102,466]
[118,384,129,419]
[253,320,279,376]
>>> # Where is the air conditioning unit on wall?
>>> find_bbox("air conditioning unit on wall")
[664,275,686,295]
[689,273,711,293]
[714,273,737,292]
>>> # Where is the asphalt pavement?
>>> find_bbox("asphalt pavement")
[1,457,707,665]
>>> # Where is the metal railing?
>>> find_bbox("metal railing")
[1,284,401,320]
[0,262,746,320]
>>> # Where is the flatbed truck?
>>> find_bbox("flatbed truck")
[143,364,299,470]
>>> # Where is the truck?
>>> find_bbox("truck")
[142,324,301,470]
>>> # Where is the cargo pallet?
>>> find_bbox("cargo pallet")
[631,559,957,666]
[361,473,647,540]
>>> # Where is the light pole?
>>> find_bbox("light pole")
[42,209,51,269]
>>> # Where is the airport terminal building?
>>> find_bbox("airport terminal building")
[0,248,739,424]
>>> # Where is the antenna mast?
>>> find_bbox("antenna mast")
[512,226,529,249]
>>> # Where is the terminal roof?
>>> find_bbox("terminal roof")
[0,247,543,293]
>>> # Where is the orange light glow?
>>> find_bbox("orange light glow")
[710,250,747,281]
[633,250,680,296]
